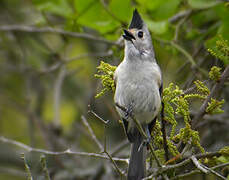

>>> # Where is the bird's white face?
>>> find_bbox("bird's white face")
[124,26,154,59]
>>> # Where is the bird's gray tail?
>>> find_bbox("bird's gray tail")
[127,132,145,180]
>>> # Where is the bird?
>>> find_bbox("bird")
[114,9,162,180]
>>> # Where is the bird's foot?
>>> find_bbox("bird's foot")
[124,103,134,119]
[138,137,152,151]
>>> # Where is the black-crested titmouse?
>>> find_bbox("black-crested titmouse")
[114,9,162,180]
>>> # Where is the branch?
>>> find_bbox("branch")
[82,115,124,176]
[173,10,192,42]
[191,156,208,174]
[81,115,104,151]
[0,25,119,46]
[192,66,229,128]
[170,162,229,180]
[0,136,128,163]
[53,66,66,126]
[88,105,110,124]
[203,165,227,180]
[169,1,222,23]
[148,151,224,177]
[152,36,197,67]
[169,10,192,23]
[39,51,113,75]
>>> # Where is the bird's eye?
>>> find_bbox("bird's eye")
[138,31,143,38]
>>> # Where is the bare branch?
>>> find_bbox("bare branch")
[170,162,229,180]
[0,25,120,46]
[53,66,66,126]
[81,115,104,151]
[0,136,128,163]
[191,156,208,174]
[173,10,192,42]
[169,10,192,23]
[88,105,109,124]
[103,151,125,176]
[203,165,227,180]
[39,51,113,75]
[81,114,125,176]
[152,35,197,67]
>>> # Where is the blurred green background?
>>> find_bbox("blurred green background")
[0,0,228,179]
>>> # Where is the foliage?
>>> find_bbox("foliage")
[1,0,229,179]
[206,98,225,114]
[209,66,222,81]
[208,36,229,65]
[94,61,116,98]
[95,62,226,157]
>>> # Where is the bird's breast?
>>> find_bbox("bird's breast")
[114,61,161,123]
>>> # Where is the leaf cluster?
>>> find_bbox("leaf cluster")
[95,62,226,160]
[94,61,116,98]
[208,36,229,65]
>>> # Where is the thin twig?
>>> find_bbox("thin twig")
[81,115,104,151]
[53,66,66,126]
[169,1,222,23]
[103,151,125,176]
[39,51,113,75]
[0,136,128,163]
[65,50,113,63]
[0,25,119,46]
[88,105,109,124]
[152,36,196,67]
[191,156,208,174]
[169,10,192,23]
[203,164,227,180]
[212,162,229,170]
[150,151,223,177]
[173,10,192,42]
[170,162,229,180]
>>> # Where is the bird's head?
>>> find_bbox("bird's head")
[123,9,154,59]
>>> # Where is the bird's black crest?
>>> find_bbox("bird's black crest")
[129,9,143,29]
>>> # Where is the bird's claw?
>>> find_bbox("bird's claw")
[124,103,133,119]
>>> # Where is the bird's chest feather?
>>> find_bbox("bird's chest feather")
[114,61,161,114]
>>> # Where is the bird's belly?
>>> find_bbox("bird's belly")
[114,80,161,124]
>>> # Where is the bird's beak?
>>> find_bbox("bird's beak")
[123,29,136,41]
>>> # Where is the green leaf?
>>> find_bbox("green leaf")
[144,0,181,20]
[109,0,133,22]
[32,0,73,18]
[146,20,169,35]
[135,0,164,11]
[188,0,219,9]
[218,20,229,41]
[74,0,119,34]
[206,36,229,65]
